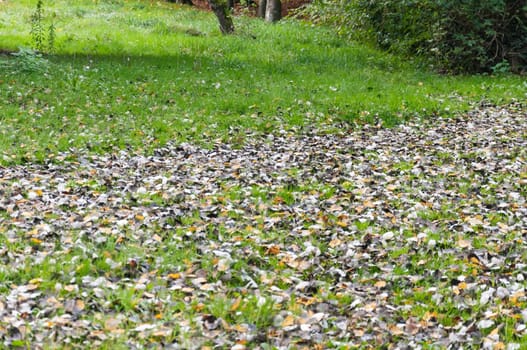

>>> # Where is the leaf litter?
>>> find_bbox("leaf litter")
[0,104,525,348]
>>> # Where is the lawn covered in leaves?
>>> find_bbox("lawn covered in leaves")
[0,104,526,348]
[1,0,527,348]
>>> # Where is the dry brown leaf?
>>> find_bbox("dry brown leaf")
[230,297,242,312]
[329,238,342,248]
[266,245,281,255]
[363,302,377,312]
[493,342,505,350]
[363,200,375,208]
[281,315,296,327]
[104,318,120,331]
[389,325,404,336]
[374,280,387,288]
[457,239,471,248]
[75,299,85,312]
[465,215,484,226]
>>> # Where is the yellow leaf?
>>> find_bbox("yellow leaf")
[75,299,85,311]
[509,291,525,306]
[281,315,296,327]
[193,303,205,312]
[30,238,42,245]
[422,311,438,322]
[230,297,242,311]
[493,342,505,350]
[167,273,181,280]
[336,221,348,228]
[273,196,284,204]
[470,256,482,265]
[232,324,248,332]
[458,282,468,290]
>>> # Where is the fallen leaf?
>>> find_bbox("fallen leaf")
[104,318,120,331]
[266,245,280,255]
[281,315,295,327]
[374,280,387,288]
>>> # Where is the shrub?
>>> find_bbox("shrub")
[303,0,527,74]
[434,0,527,73]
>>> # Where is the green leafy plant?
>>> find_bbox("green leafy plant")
[30,0,56,53]
[6,48,50,73]
[492,60,511,74]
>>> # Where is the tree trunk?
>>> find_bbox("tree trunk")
[257,0,266,18]
[167,0,193,5]
[208,0,235,34]
[265,0,281,22]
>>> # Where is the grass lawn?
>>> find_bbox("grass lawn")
[0,1,527,349]
[0,0,525,165]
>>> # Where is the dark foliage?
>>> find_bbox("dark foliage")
[305,0,527,73]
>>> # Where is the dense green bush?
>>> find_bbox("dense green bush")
[434,0,527,73]
[303,0,527,74]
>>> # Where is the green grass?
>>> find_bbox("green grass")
[0,4,526,346]
[0,0,525,164]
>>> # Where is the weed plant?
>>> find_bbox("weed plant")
[30,0,56,53]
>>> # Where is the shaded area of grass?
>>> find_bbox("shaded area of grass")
[0,0,526,164]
